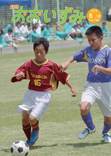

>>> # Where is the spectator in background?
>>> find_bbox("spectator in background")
[101,21,109,37]
[20,23,29,38]
[4,29,18,52]
[56,19,72,40]
[27,25,41,43]
[0,29,5,53]
[106,7,111,21]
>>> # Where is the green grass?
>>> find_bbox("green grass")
[0,43,111,156]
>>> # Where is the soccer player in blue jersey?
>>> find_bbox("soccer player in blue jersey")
[62,26,111,143]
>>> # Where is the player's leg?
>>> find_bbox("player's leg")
[102,117,111,143]
[80,101,95,130]
[28,100,50,146]
[98,102,111,142]
[79,83,96,139]
[100,82,111,142]
[79,101,95,139]
[27,91,51,146]
[22,111,31,140]
[26,115,39,146]
[18,89,35,143]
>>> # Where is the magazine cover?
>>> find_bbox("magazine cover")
[0,1,111,156]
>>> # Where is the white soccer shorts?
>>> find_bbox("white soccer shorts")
[18,89,51,119]
[81,82,111,116]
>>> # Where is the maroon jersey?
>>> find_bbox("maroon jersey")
[11,59,68,91]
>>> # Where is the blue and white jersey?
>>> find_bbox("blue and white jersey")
[73,45,111,82]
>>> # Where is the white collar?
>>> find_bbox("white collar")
[100,45,108,50]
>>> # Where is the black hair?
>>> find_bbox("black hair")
[8,29,13,33]
[0,29,3,35]
[33,37,49,54]
[85,26,103,37]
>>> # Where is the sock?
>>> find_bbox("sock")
[102,123,111,134]
[81,112,95,130]
[23,124,31,140]
[31,120,39,131]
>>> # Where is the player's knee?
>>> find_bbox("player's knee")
[104,116,111,124]
[80,108,88,115]
[22,111,30,125]
[29,114,38,125]
[80,102,90,115]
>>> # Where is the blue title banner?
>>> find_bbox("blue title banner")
[0,0,31,6]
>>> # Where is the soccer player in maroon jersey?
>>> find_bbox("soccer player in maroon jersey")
[11,37,76,146]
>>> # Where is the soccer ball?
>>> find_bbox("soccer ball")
[10,140,29,156]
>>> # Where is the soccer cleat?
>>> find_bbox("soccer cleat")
[103,133,111,143]
[79,127,96,139]
[26,129,39,146]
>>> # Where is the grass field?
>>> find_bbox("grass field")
[0,42,111,156]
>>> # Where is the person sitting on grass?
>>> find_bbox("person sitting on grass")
[4,29,18,52]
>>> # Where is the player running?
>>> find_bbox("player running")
[62,26,111,143]
[11,37,76,147]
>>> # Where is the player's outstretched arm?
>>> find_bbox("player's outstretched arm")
[11,72,25,82]
[61,57,75,70]
[65,76,76,97]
